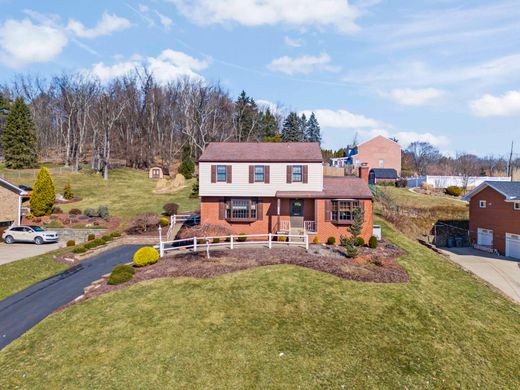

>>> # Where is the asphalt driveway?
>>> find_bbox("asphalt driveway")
[0,245,141,350]
[440,247,520,304]
[0,242,64,265]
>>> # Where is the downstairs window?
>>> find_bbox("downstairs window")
[331,200,360,224]
[225,198,257,221]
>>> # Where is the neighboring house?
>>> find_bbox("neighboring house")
[199,142,373,243]
[463,181,520,259]
[0,178,27,228]
[369,168,398,185]
[329,136,401,175]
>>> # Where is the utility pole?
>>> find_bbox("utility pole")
[507,141,514,181]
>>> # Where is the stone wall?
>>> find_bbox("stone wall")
[52,228,108,243]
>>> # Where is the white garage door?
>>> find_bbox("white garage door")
[477,228,493,246]
[505,233,520,259]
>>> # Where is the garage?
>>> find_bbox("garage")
[505,233,520,260]
[477,228,493,246]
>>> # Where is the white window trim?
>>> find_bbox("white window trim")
[514,202,520,211]
[479,200,486,208]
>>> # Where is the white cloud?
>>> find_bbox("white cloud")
[170,0,360,33]
[469,90,520,117]
[138,4,150,13]
[0,18,68,68]
[268,53,339,75]
[301,108,384,128]
[284,36,304,47]
[87,49,210,84]
[67,12,131,39]
[383,88,445,106]
[392,131,449,148]
[155,11,173,29]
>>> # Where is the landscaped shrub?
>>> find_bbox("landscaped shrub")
[66,239,76,247]
[52,206,63,214]
[162,202,179,216]
[63,182,74,200]
[445,186,463,197]
[212,237,221,244]
[45,220,63,228]
[395,178,408,188]
[101,235,113,243]
[421,182,434,191]
[84,208,97,217]
[110,231,121,238]
[312,236,320,244]
[97,205,110,220]
[326,236,336,245]
[368,236,378,249]
[340,236,358,258]
[354,237,365,247]
[69,208,81,215]
[133,247,160,267]
[159,217,169,227]
[30,167,56,217]
[92,238,105,246]
[107,264,135,285]
[87,233,96,241]
[72,247,87,254]
[126,213,159,234]
[237,233,247,242]
[277,235,287,242]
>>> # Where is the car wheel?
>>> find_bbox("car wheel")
[34,236,43,245]
[4,235,14,244]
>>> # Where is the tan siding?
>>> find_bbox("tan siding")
[0,187,20,224]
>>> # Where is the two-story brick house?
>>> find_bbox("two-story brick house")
[0,178,26,228]
[463,181,520,259]
[199,142,373,243]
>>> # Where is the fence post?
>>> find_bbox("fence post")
[268,233,272,249]
[193,237,197,252]
[230,235,234,249]
[160,241,164,257]
[173,215,176,225]
[305,234,309,250]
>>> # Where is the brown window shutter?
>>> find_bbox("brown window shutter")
[303,165,308,183]
[249,165,254,183]
[226,165,232,183]
[219,199,226,220]
[324,200,331,222]
[264,165,270,183]
[211,165,216,183]
[286,165,292,183]
[256,199,263,220]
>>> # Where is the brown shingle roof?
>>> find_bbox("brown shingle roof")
[276,176,373,199]
[199,142,323,162]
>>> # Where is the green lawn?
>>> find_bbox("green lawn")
[0,249,68,300]
[0,167,199,221]
[1,222,519,389]
[376,186,467,209]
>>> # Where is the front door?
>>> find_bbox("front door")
[290,199,304,229]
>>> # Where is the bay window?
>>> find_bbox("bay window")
[225,198,257,221]
[331,200,360,224]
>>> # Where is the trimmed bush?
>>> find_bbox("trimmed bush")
[133,247,160,267]
[354,237,365,247]
[107,264,135,285]
[69,208,81,215]
[212,237,221,244]
[52,206,63,214]
[84,208,97,217]
[101,235,112,243]
[340,236,358,258]
[30,167,56,217]
[72,247,87,254]
[110,231,121,238]
[237,233,247,242]
[87,233,95,241]
[326,236,336,245]
[277,235,287,242]
[159,217,169,227]
[66,239,76,247]
[312,236,320,244]
[63,182,74,200]
[97,205,110,220]
[445,186,463,197]
[162,203,179,216]
[368,236,378,249]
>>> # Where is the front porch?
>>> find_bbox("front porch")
[272,198,317,235]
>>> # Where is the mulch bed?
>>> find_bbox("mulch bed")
[82,242,409,301]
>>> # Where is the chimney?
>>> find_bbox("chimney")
[359,163,369,184]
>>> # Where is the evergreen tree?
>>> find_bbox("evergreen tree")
[349,207,365,239]
[2,97,38,169]
[178,145,195,179]
[190,176,199,198]
[30,167,56,217]
[305,112,322,143]
[281,112,304,142]
[63,182,74,200]
[234,91,259,141]
[258,108,279,140]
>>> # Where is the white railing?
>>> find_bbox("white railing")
[304,221,316,233]
[156,233,309,257]
[167,213,200,239]
[278,220,290,232]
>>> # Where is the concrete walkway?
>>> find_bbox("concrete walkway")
[0,242,65,265]
[439,247,520,304]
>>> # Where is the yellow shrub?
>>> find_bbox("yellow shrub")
[133,246,160,267]
[312,236,320,244]
[159,217,169,227]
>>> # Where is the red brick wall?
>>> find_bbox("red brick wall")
[469,186,520,255]
[357,136,401,175]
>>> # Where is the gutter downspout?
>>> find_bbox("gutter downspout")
[17,195,22,226]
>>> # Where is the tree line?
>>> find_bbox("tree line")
[0,71,322,179]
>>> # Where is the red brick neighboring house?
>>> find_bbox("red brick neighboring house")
[354,136,401,176]
[199,142,374,243]
[463,181,520,259]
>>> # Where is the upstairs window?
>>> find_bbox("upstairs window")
[330,200,360,224]
[479,200,486,208]
[514,202,520,211]
[254,166,265,182]
[216,165,227,182]
[292,165,303,182]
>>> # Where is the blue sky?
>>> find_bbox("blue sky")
[0,0,519,157]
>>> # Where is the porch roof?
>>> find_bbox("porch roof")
[276,176,373,199]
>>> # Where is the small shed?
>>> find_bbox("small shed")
[148,166,169,180]
[369,168,398,184]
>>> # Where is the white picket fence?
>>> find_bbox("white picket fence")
[406,175,511,189]
[156,233,309,257]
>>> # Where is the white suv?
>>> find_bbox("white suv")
[2,225,59,245]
